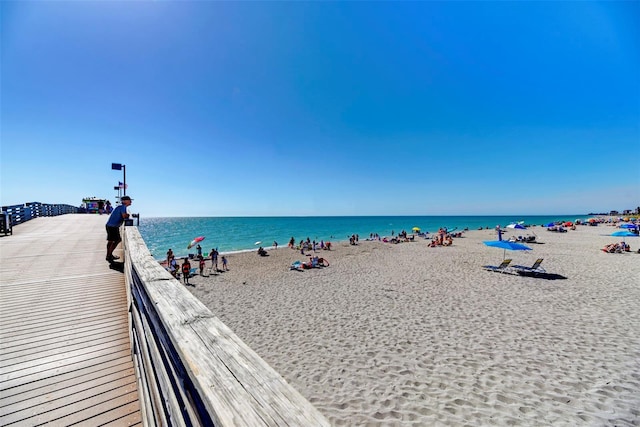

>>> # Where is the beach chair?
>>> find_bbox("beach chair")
[513,258,545,274]
[483,259,513,273]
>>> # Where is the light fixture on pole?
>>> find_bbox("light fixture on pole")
[111,163,127,196]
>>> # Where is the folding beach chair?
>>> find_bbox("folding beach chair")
[513,258,545,274]
[483,259,513,273]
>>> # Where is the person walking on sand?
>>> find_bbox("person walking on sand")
[181,258,191,285]
[211,248,218,271]
[221,256,228,271]
[105,195,132,262]
[196,244,202,258]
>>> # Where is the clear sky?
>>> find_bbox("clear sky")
[1,1,638,217]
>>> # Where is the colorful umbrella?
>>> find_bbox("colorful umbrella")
[412,227,421,232]
[187,236,205,249]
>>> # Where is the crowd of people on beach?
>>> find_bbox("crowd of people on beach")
[428,228,456,247]
[155,217,638,289]
[286,236,333,254]
[164,246,228,286]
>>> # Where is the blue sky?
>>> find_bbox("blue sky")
[2,1,638,217]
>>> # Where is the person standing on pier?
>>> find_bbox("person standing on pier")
[105,196,132,262]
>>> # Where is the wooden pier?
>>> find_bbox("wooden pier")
[1,212,329,426]
[0,214,141,426]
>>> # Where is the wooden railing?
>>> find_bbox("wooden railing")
[1,202,78,226]
[123,226,329,426]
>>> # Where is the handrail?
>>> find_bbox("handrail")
[1,202,78,227]
[123,226,329,426]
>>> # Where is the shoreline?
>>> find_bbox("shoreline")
[171,223,640,425]
[145,215,631,261]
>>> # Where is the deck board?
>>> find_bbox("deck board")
[0,215,140,426]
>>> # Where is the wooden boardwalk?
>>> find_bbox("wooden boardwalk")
[0,215,141,426]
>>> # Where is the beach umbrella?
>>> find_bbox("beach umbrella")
[187,236,205,249]
[506,223,526,229]
[412,227,421,232]
[611,230,638,243]
[620,224,639,229]
[545,222,556,227]
[483,240,532,259]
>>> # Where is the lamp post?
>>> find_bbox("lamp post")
[111,163,126,196]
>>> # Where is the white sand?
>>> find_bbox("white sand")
[184,224,640,426]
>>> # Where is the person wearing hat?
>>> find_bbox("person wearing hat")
[105,195,133,262]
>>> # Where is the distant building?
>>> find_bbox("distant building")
[609,210,619,216]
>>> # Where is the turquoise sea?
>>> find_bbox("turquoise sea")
[138,215,588,260]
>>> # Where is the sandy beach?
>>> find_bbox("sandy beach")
[180,224,640,426]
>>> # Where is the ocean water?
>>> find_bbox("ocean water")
[138,215,587,260]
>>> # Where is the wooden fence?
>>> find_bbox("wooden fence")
[123,226,330,426]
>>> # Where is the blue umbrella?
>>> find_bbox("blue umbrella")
[506,223,526,230]
[484,240,532,259]
[620,224,639,229]
[611,230,638,242]
[545,222,556,227]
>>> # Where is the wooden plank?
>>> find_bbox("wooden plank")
[0,296,127,326]
[0,349,133,391]
[0,356,133,399]
[0,298,128,329]
[0,366,137,413]
[96,408,143,427]
[0,320,125,354]
[0,287,120,314]
[0,307,129,339]
[71,400,142,427]
[0,383,139,425]
[0,318,124,346]
[0,331,131,367]
[0,340,132,378]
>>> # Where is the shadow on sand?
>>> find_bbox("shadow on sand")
[517,271,567,280]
